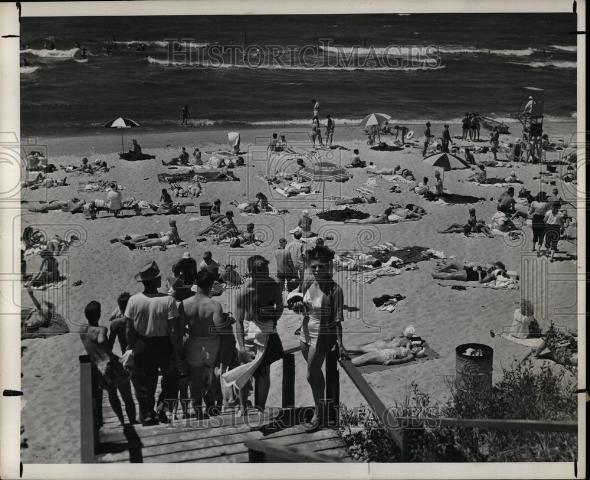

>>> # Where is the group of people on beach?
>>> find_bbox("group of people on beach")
[80,233,347,432]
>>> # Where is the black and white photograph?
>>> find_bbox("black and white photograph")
[0,1,585,478]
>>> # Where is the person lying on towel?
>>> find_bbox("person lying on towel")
[110,219,182,250]
[352,343,426,366]
[345,204,425,224]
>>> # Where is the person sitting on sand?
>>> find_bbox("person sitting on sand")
[114,219,182,250]
[200,211,236,237]
[80,157,95,173]
[413,177,430,195]
[193,148,203,165]
[431,261,485,282]
[438,208,494,237]
[210,199,223,221]
[128,139,142,158]
[210,212,239,242]
[160,188,173,208]
[348,149,365,168]
[464,147,475,165]
[236,223,257,245]
[162,147,190,166]
[468,164,487,183]
[490,207,519,232]
[351,343,425,367]
[28,250,60,287]
[256,192,270,212]
[498,187,516,214]
[80,301,137,426]
[106,183,123,217]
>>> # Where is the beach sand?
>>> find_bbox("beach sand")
[20,122,578,463]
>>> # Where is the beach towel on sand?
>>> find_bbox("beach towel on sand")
[437,277,519,290]
[351,343,439,374]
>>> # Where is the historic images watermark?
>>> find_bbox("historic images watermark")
[162,38,443,70]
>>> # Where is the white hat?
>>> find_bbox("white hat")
[182,252,191,259]
[302,210,309,216]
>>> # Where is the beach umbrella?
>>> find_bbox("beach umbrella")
[423,152,470,171]
[359,113,391,143]
[423,152,470,181]
[359,113,391,128]
[298,161,351,210]
[104,117,140,152]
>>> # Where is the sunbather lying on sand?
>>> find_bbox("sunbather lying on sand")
[349,326,421,353]
[111,219,182,250]
[28,198,86,214]
[345,204,425,224]
[22,174,68,189]
[438,208,494,237]
[368,166,415,181]
[351,344,426,366]
[335,195,376,205]
[432,261,507,283]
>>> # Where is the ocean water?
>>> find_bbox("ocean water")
[20,14,577,135]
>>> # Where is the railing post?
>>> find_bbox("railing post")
[282,353,295,409]
[79,355,96,463]
[325,345,340,425]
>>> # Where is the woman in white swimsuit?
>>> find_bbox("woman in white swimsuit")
[291,245,347,431]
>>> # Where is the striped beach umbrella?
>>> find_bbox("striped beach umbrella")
[298,161,351,210]
[104,116,140,152]
[423,152,470,171]
[359,113,391,128]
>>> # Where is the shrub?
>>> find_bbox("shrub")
[339,360,577,462]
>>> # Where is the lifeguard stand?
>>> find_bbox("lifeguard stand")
[518,87,544,163]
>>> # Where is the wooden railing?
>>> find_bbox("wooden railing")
[81,346,577,463]
[79,355,99,463]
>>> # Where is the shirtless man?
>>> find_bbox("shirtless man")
[229,256,284,414]
[183,270,231,417]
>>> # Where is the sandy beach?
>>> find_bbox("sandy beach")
[20,121,578,463]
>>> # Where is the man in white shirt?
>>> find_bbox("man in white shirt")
[105,183,123,216]
[124,261,187,426]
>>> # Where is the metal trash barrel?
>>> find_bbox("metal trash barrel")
[199,202,212,216]
[455,343,493,394]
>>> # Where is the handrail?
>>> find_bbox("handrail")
[435,417,577,433]
[79,354,97,463]
[338,358,408,458]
